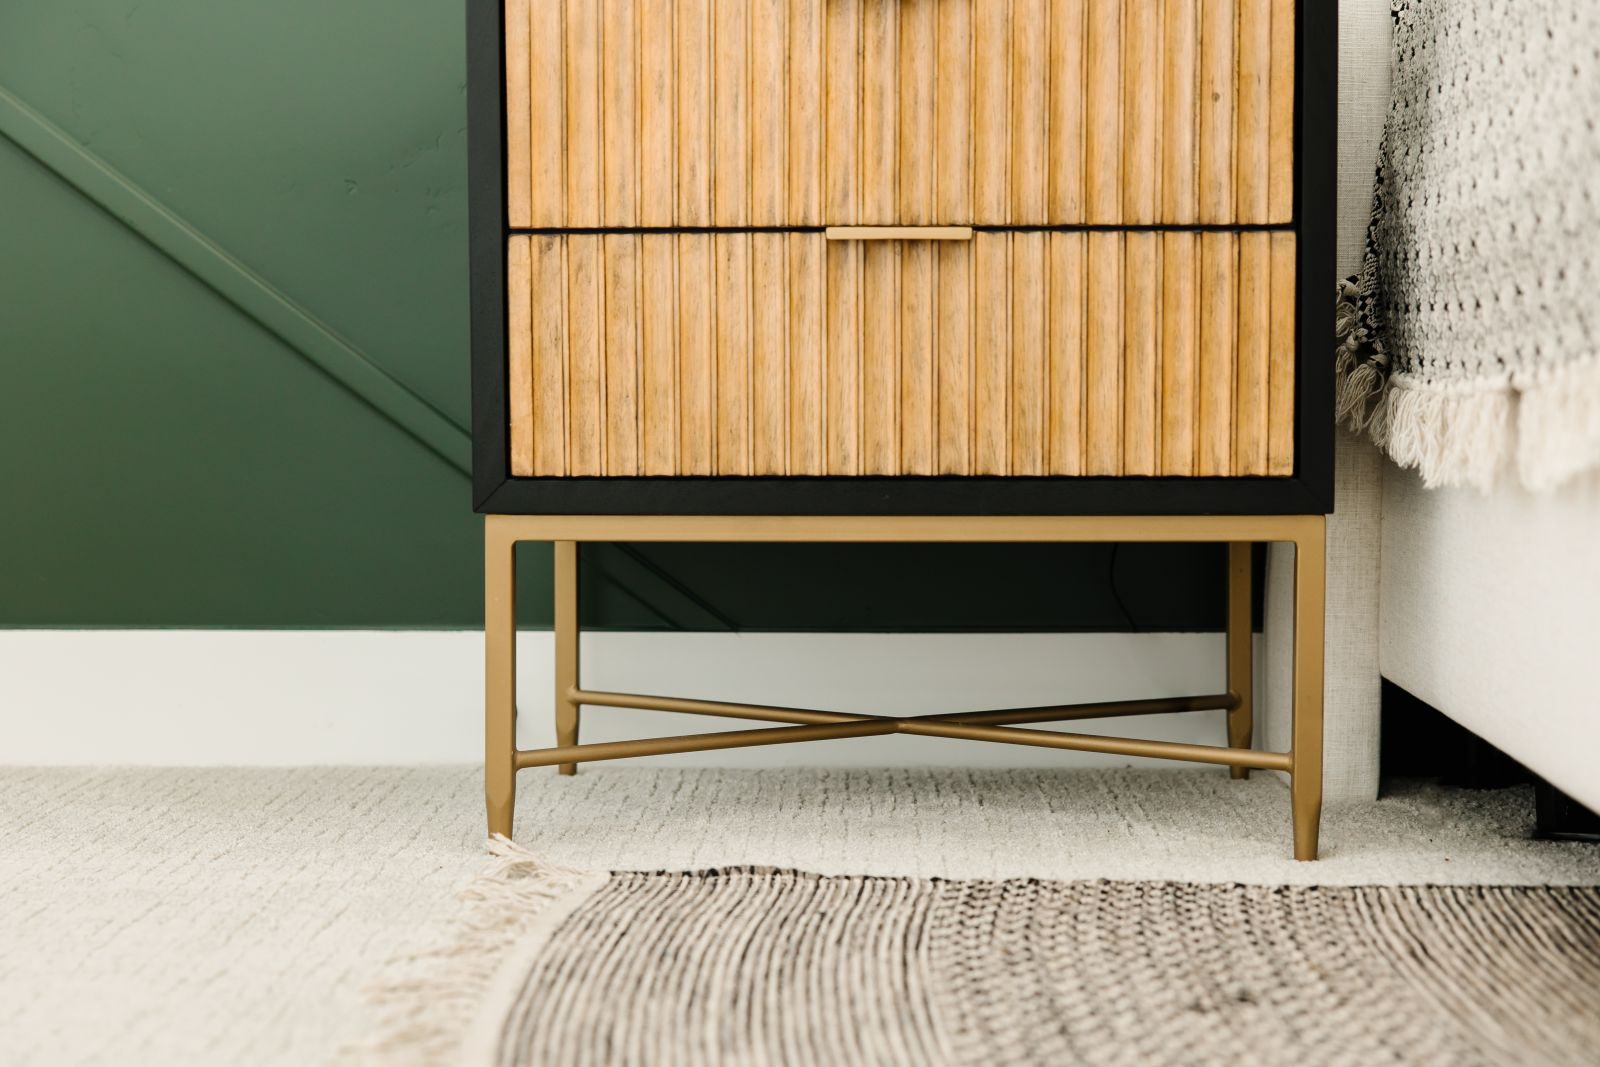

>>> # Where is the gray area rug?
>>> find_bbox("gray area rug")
[351,839,1600,1067]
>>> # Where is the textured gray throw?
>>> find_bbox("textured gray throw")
[1338,1,1600,490]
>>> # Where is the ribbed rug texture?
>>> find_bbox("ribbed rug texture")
[7,767,1600,1066]
[367,843,1600,1067]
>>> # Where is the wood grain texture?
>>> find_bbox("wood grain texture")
[507,235,534,473]
[1160,231,1199,474]
[936,239,973,473]
[1010,231,1047,474]
[1085,230,1123,473]
[504,233,1295,477]
[602,233,639,473]
[789,0,825,225]
[1235,0,1271,223]
[714,232,751,473]
[637,0,675,226]
[564,0,602,228]
[528,0,568,226]
[510,0,1291,226]
[530,235,569,476]
[1234,230,1270,475]
[676,0,714,225]
[1011,0,1049,224]
[1122,0,1160,224]
[1268,0,1296,223]
[1161,0,1198,223]
[1268,231,1297,474]
[751,233,788,473]
[825,239,862,473]
[678,233,715,473]
[973,232,1011,474]
[860,0,900,226]
[1198,0,1235,224]
[601,0,637,226]
[566,234,604,474]
[750,0,788,227]
[1047,0,1086,223]
[972,0,1012,225]
[1047,231,1086,474]
[788,233,825,473]
[640,235,677,474]
[504,0,531,228]
[898,0,935,225]
[1084,0,1122,225]
[934,0,972,225]
[1198,230,1235,475]
[712,0,750,228]
[900,240,936,474]
[861,241,900,473]
[824,0,861,224]
[1123,231,1159,475]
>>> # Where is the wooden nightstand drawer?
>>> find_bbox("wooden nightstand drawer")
[503,0,1296,228]
[507,229,1294,478]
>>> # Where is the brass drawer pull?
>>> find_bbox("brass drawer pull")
[824,226,973,242]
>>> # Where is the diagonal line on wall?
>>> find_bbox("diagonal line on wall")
[0,82,472,475]
[616,546,740,629]
[583,555,684,629]
[0,82,743,631]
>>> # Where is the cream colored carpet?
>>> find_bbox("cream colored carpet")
[2,766,1597,1066]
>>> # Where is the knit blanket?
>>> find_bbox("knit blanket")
[1337,1,1600,491]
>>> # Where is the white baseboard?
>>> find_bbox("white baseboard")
[0,630,1261,768]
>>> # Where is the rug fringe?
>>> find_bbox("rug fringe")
[333,836,607,1067]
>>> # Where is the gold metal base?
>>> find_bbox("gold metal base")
[485,514,1326,860]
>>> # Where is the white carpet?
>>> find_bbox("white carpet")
[2,766,1596,1067]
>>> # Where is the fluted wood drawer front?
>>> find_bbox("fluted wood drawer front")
[507,231,1295,477]
[503,0,1295,228]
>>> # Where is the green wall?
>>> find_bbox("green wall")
[0,0,1232,631]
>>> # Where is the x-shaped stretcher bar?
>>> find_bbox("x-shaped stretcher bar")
[513,690,1292,773]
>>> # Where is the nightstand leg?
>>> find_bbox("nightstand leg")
[1226,542,1254,779]
[485,518,518,838]
[554,541,580,775]
[1291,518,1327,861]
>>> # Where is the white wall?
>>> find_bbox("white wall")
[0,631,1263,770]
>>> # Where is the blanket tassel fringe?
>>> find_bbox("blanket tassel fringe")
[1339,351,1600,492]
